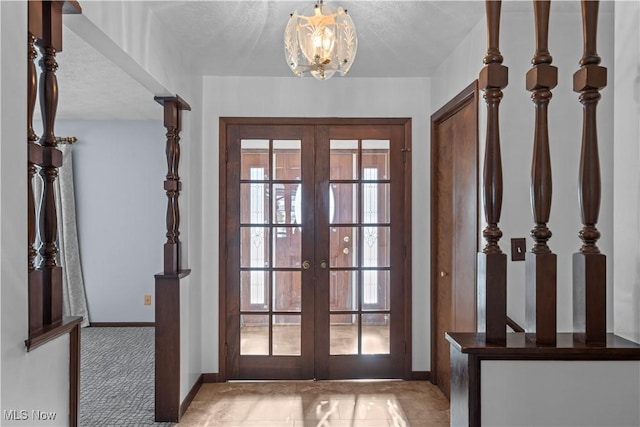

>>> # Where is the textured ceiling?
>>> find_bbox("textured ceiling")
[54,27,160,120]
[147,1,485,77]
[52,0,599,120]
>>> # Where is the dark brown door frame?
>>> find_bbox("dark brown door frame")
[430,81,479,393]
[219,117,413,380]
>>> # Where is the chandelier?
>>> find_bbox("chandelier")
[284,0,357,80]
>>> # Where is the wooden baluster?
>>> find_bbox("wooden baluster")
[155,96,191,274]
[28,1,44,335]
[573,0,607,345]
[166,124,180,244]
[477,0,508,344]
[525,0,558,345]
[36,0,64,326]
[28,36,39,272]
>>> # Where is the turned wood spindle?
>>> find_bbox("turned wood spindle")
[36,0,64,326]
[477,0,508,344]
[28,33,39,272]
[155,96,191,274]
[27,0,45,336]
[525,0,558,345]
[166,124,180,245]
[573,0,607,345]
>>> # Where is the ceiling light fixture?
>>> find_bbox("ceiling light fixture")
[284,0,357,80]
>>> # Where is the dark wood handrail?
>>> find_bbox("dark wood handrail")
[506,316,525,333]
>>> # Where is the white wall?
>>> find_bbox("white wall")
[181,75,203,404]
[54,120,166,323]
[613,1,640,344]
[432,4,615,334]
[0,2,71,424]
[201,76,432,373]
[431,16,485,112]
[482,360,640,426]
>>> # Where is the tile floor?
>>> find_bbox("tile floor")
[179,381,450,426]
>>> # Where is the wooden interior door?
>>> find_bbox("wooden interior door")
[314,124,408,379]
[224,124,316,379]
[430,82,479,398]
[222,119,410,380]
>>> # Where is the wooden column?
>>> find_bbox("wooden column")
[35,0,65,327]
[28,1,45,336]
[477,0,508,344]
[573,0,607,345]
[154,95,191,423]
[525,0,557,345]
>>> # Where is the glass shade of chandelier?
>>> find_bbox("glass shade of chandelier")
[284,0,357,80]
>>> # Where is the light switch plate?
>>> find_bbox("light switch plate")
[511,238,526,261]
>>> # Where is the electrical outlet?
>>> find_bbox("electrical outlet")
[144,294,152,305]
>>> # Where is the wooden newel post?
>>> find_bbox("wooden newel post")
[154,95,191,423]
[155,96,191,274]
[477,0,508,344]
[573,0,607,345]
[525,0,558,345]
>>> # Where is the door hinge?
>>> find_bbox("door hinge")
[225,147,229,163]
[225,342,228,358]
[403,341,407,355]
[401,147,411,162]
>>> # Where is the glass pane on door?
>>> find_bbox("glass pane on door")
[239,138,303,358]
[328,139,392,356]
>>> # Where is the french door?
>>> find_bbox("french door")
[221,118,410,380]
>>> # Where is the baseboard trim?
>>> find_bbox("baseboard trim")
[202,372,426,382]
[410,371,431,381]
[202,373,223,383]
[90,322,155,327]
[179,374,203,419]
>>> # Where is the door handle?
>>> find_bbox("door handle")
[440,271,448,277]
[320,260,328,269]
[302,260,311,270]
